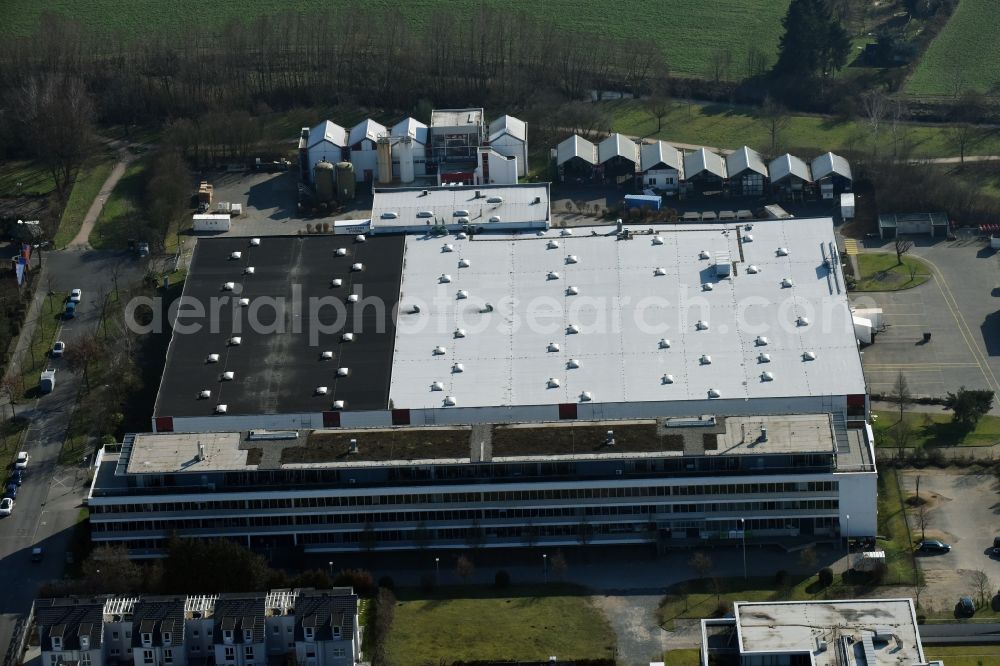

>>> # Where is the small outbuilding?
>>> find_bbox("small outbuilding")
[878,212,949,240]
[725,146,768,196]
[302,121,348,185]
[349,118,388,183]
[683,148,727,194]
[390,117,429,181]
[639,141,684,194]
[769,153,813,196]
[556,135,599,182]
[487,115,529,177]
[811,151,853,198]
[597,133,640,185]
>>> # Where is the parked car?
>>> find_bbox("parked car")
[30,547,43,562]
[11,470,23,486]
[0,497,13,516]
[918,539,951,554]
[51,341,65,357]
[64,301,76,319]
[69,288,82,303]
[5,483,16,499]
[14,451,29,469]
[992,536,1000,555]
[957,596,976,616]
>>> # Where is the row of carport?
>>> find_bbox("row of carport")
[555,133,853,198]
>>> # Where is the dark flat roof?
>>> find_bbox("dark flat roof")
[154,235,404,418]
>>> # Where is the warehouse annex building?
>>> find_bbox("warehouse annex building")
[89,213,877,556]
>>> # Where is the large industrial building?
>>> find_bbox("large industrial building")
[88,215,876,556]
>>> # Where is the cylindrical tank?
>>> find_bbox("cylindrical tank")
[335,162,356,202]
[377,138,393,184]
[399,138,415,184]
[314,160,335,203]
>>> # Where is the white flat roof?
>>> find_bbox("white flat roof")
[389,217,865,410]
[735,600,924,666]
[370,184,549,231]
[127,432,251,473]
[431,108,484,129]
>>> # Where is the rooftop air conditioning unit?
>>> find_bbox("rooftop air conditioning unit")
[440,273,452,283]
[347,294,359,303]
[342,333,355,342]
[230,251,242,260]
[249,238,260,246]
[321,351,334,360]
[442,243,454,252]
[215,404,228,414]
[206,353,220,363]
[336,248,347,257]
[458,258,470,268]
[336,367,349,376]
[221,371,235,381]
[331,278,343,287]
[244,266,255,275]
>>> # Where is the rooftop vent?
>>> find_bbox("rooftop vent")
[341,333,355,342]
[566,323,579,334]
[315,386,328,395]
[547,378,560,388]
[336,367,349,376]
[777,247,789,256]
[250,238,261,246]
[456,217,470,225]
[229,336,242,345]
[331,278,343,287]
[215,404,228,414]
[199,390,211,399]
[349,439,358,453]
[652,235,664,245]
[456,231,468,239]
[206,353,220,363]
[659,338,671,349]
[566,285,579,295]
[244,266,255,275]
[439,273,452,283]
[758,353,771,363]
[702,282,714,291]
[452,362,464,373]
[430,381,444,391]
[547,271,560,280]
[238,298,250,307]
[695,320,709,331]
[781,277,794,288]
[222,371,235,381]
[796,316,810,326]
[222,281,236,291]
[410,304,422,314]
[442,243,454,253]
[480,303,493,313]
[433,345,447,355]
[347,294,359,303]
[454,328,466,338]
[547,342,560,352]
[443,395,457,406]
[803,350,816,361]
[486,196,503,204]
[565,255,579,264]
[699,250,710,260]
[456,289,469,299]
[708,388,721,398]
[756,336,768,346]
[454,209,470,217]
[416,210,434,218]
[743,233,753,242]
[567,358,580,369]
[351,263,364,272]
[380,211,399,220]
[230,251,242,260]
[560,228,573,237]
[489,216,501,223]
[580,391,592,401]
[332,400,345,409]
[458,258,471,268]
[321,351,334,360]
[355,234,366,243]
[336,248,347,257]
[654,267,666,276]
[761,371,774,381]
[662,374,674,384]
[547,240,560,249]
[700,354,712,365]
[747,265,760,274]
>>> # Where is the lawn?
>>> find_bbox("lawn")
[935,163,1000,201]
[853,252,930,291]
[90,158,149,250]
[924,645,1000,666]
[387,585,615,663]
[2,1,791,80]
[53,156,116,248]
[663,648,701,666]
[873,410,1000,447]
[16,293,67,400]
[0,160,56,197]
[606,99,1000,159]
[906,0,1000,96]
[877,468,920,586]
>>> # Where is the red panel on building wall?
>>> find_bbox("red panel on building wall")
[392,409,411,426]
[322,411,341,428]
[154,416,174,433]
[558,403,578,420]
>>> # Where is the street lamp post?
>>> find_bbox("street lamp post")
[845,514,851,566]
[435,557,440,583]
[328,561,333,577]
[542,553,548,583]
[738,518,747,580]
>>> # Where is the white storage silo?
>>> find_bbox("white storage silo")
[398,137,415,184]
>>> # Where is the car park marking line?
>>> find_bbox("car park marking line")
[864,363,980,367]
[921,254,1000,396]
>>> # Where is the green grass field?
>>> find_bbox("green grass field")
[877,468,920,585]
[853,253,930,291]
[873,410,1000,447]
[91,158,149,250]
[53,157,116,248]
[924,645,1000,665]
[2,0,790,79]
[387,585,615,662]
[663,648,701,666]
[607,100,1000,159]
[0,160,56,197]
[906,0,1000,96]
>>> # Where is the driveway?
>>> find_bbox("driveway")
[899,470,1000,612]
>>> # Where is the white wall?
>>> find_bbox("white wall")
[475,149,519,186]
[490,134,528,177]
[836,470,878,537]
[350,139,379,183]
[391,141,427,179]
[643,168,680,193]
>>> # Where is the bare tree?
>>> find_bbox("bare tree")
[894,237,913,265]
[63,333,106,391]
[971,570,990,609]
[861,89,889,157]
[891,372,912,425]
[744,45,770,79]
[0,376,18,419]
[550,550,568,578]
[917,476,928,542]
[454,554,475,583]
[889,100,908,160]
[707,47,733,84]
[643,76,671,134]
[760,96,790,157]
[688,551,713,580]
[799,545,819,571]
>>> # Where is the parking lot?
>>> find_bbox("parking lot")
[852,235,1000,403]
[899,470,1000,609]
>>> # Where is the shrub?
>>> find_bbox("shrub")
[377,575,395,592]
[774,570,789,587]
[419,573,435,594]
[494,570,511,589]
[333,568,375,596]
[818,567,834,587]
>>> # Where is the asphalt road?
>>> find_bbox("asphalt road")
[919,622,1000,645]
[0,249,144,658]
